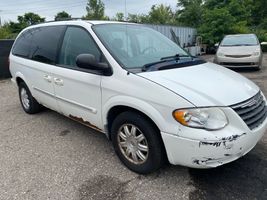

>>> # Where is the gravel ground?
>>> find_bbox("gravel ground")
[0,54,267,200]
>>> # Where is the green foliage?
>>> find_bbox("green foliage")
[127,14,149,23]
[148,4,175,25]
[127,4,176,25]
[0,24,12,39]
[0,12,45,38]
[177,0,267,44]
[198,8,235,44]
[17,12,45,26]
[113,12,124,21]
[55,11,71,21]
[176,0,203,27]
[84,0,108,20]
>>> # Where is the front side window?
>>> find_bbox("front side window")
[92,24,189,69]
[58,26,101,67]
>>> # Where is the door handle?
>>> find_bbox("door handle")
[43,75,52,83]
[54,78,64,86]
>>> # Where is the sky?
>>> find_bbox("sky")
[0,0,177,23]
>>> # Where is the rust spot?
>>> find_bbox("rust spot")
[69,115,102,132]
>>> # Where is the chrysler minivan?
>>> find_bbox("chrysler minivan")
[9,20,267,174]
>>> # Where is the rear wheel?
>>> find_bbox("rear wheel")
[111,111,165,174]
[18,82,42,114]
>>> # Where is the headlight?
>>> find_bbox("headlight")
[217,52,224,57]
[173,108,228,130]
[252,51,260,56]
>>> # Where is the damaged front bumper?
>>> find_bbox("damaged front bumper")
[161,107,267,168]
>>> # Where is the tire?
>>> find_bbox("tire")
[255,66,261,71]
[18,82,42,114]
[111,111,165,174]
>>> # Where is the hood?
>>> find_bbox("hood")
[139,62,259,107]
[217,45,261,56]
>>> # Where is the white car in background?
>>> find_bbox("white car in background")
[9,21,267,174]
[214,34,263,70]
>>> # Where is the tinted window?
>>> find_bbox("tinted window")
[31,26,65,64]
[58,26,101,67]
[12,29,32,58]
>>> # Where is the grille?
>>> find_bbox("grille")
[225,54,251,58]
[231,92,267,130]
[221,62,255,66]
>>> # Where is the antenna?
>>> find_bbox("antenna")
[124,0,127,21]
[124,0,129,57]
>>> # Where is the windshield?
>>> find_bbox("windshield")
[220,35,259,46]
[92,24,190,69]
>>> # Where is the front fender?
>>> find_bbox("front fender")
[102,95,167,132]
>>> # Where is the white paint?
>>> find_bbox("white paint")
[9,20,267,168]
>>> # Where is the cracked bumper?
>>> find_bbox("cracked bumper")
[161,111,267,168]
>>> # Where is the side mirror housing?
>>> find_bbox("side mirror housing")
[76,54,112,75]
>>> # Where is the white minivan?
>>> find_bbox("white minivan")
[9,20,267,174]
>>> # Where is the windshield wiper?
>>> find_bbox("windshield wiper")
[142,54,192,72]
[142,60,170,72]
[160,54,191,61]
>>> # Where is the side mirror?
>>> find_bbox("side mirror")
[76,54,112,75]
[261,42,267,45]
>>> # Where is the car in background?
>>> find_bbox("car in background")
[214,34,263,70]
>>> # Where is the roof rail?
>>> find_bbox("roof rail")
[33,18,84,25]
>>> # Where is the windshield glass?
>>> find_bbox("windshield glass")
[92,24,190,69]
[220,35,258,46]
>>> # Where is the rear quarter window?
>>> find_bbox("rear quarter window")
[12,29,32,58]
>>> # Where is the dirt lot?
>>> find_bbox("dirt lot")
[0,55,267,200]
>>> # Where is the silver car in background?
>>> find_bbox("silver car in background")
[214,34,263,70]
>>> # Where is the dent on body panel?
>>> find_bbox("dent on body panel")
[198,133,247,149]
[192,133,247,166]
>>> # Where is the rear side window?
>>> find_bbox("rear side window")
[31,26,65,64]
[12,29,32,58]
[58,26,101,67]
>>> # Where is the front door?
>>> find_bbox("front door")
[52,26,103,131]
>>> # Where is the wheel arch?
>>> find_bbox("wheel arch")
[103,96,166,138]
[14,72,29,87]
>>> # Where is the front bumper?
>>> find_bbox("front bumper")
[161,107,267,168]
[214,55,262,68]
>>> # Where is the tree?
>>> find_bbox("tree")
[84,0,107,20]
[176,0,203,27]
[0,24,12,39]
[114,12,124,21]
[198,8,235,44]
[148,4,175,25]
[17,12,45,26]
[55,11,71,21]
[127,13,149,23]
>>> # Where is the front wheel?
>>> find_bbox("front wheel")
[111,111,165,174]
